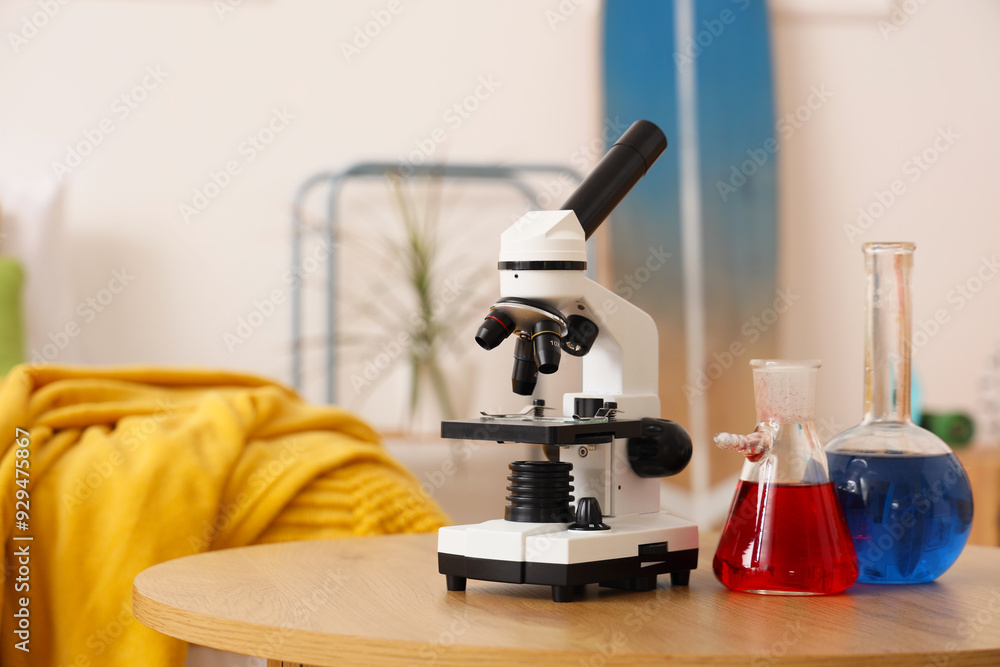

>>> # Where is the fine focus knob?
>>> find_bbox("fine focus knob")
[569,496,610,531]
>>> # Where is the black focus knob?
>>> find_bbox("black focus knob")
[569,497,610,531]
[627,418,693,478]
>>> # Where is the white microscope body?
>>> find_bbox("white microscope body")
[437,121,699,602]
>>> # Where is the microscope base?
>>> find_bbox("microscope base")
[438,512,698,602]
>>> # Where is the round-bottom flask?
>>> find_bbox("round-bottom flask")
[826,243,973,584]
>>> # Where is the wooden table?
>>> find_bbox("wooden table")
[133,533,1000,666]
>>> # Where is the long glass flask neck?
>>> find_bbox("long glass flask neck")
[864,245,914,424]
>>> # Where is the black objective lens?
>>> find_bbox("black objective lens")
[531,320,562,374]
[562,315,599,357]
[511,336,538,395]
[475,310,514,350]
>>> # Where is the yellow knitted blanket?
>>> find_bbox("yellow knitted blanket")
[0,365,448,666]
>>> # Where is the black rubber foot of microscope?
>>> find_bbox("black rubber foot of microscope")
[552,585,575,603]
[558,572,687,601]
[600,575,659,592]
[446,575,467,592]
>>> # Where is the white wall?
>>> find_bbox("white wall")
[0,0,996,459]
[771,0,1000,438]
[0,0,996,450]
[0,0,603,431]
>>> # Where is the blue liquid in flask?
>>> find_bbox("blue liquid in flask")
[827,452,973,584]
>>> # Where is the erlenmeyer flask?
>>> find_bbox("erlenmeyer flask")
[713,360,858,595]
[825,242,974,583]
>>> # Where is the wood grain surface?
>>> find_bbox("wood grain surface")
[134,532,1000,666]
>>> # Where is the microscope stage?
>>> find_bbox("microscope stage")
[440,417,644,445]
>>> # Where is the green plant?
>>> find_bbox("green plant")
[344,172,489,427]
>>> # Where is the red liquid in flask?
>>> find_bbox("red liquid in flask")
[713,481,858,595]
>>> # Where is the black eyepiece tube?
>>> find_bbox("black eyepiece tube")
[560,120,667,240]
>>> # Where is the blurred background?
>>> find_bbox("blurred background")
[1,0,999,607]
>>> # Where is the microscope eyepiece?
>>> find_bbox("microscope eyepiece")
[560,119,667,240]
[531,320,562,374]
[475,310,515,350]
[511,336,538,396]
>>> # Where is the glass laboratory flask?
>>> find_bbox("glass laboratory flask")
[714,360,858,595]
[826,242,974,584]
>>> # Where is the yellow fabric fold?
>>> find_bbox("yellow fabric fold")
[0,364,448,667]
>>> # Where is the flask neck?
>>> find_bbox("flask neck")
[741,361,829,483]
[751,360,820,426]
[863,244,914,424]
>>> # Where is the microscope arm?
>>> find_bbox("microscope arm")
[573,277,659,399]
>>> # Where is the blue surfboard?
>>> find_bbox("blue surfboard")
[604,0,778,523]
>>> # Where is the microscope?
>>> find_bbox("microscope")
[437,120,698,602]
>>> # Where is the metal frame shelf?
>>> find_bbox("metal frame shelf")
[290,162,584,402]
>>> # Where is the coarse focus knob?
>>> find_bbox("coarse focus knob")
[627,418,693,478]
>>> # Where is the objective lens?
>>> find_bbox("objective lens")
[531,320,561,374]
[475,310,514,350]
[511,336,538,395]
[562,315,598,357]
